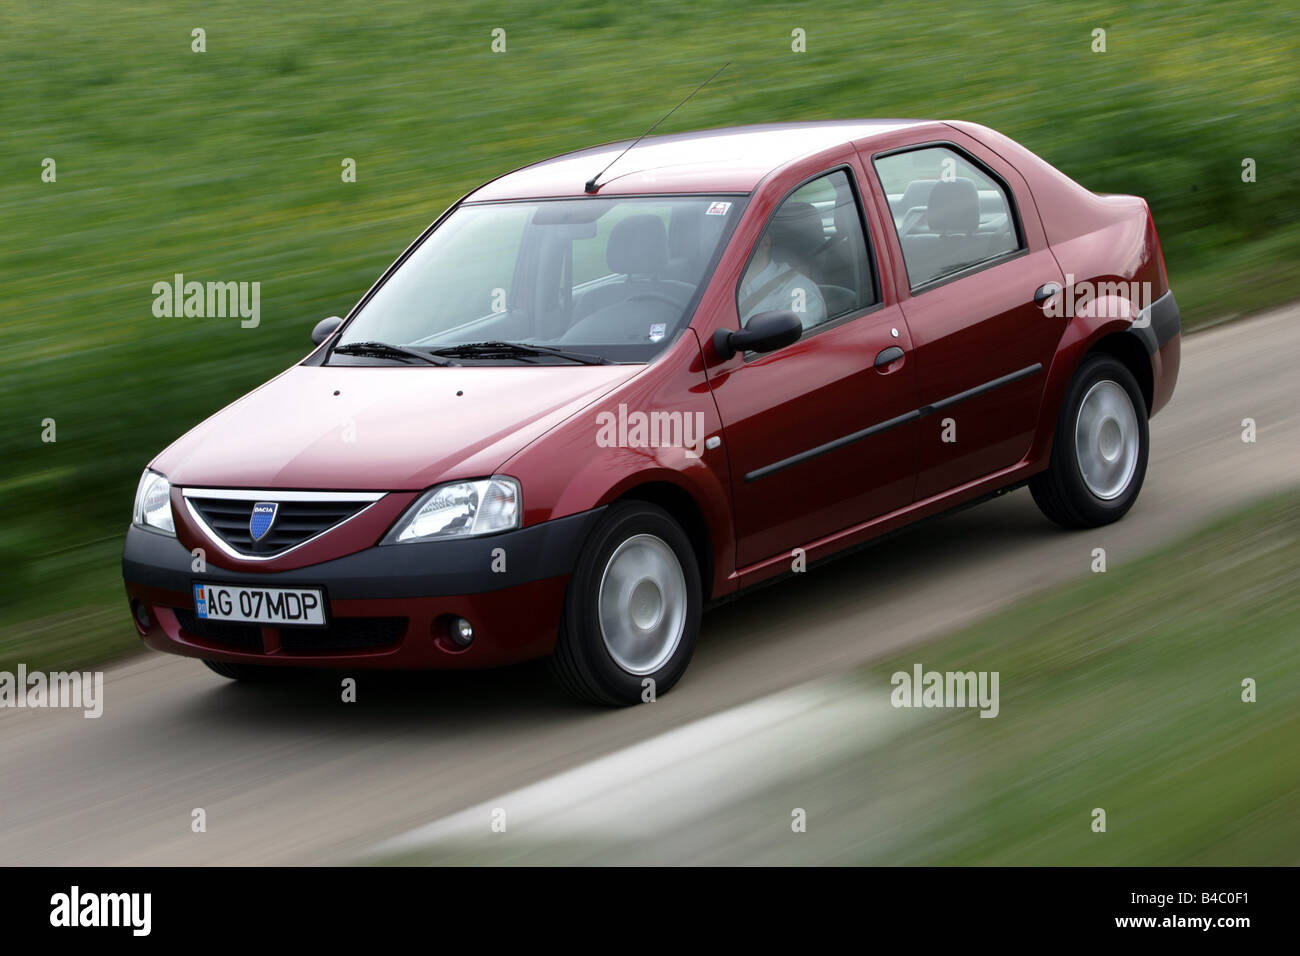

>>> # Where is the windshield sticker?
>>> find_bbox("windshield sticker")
[649,323,666,343]
[705,201,731,216]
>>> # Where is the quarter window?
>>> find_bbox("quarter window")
[737,169,876,332]
[874,146,1022,289]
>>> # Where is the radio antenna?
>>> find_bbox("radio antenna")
[584,62,730,194]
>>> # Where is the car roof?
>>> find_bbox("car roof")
[466,120,938,201]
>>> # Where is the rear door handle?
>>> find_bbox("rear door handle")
[874,346,905,369]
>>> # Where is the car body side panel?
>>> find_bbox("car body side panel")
[499,329,739,601]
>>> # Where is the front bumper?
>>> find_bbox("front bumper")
[121,507,604,669]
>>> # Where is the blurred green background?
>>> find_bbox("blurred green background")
[2,0,1298,670]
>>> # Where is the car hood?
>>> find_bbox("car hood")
[153,362,642,490]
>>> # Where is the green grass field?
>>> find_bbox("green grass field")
[858,488,1300,864]
[2,1,1298,671]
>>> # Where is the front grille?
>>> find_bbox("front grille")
[174,609,264,651]
[280,617,406,653]
[188,497,370,556]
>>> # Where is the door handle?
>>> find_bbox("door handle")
[1034,282,1061,305]
[874,346,905,369]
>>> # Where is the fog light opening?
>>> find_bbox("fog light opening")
[449,617,474,648]
[132,600,152,634]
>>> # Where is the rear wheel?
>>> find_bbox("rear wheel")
[549,502,702,705]
[1030,354,1149,528]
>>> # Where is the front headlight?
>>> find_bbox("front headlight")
[384,476,521,543]
[133,469,175,534]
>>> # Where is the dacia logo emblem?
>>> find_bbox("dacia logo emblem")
[249,502,279,542]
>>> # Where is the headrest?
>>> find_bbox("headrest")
[607,214,668,276]
[898,178,937,212]
[926,178,980,234]
[769,201,824,258]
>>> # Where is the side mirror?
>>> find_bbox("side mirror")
[311,316,344,345]
[713,310,802,360]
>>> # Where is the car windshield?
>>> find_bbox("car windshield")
[332,195,745,365]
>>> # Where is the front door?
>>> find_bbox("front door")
[707,167,921,568]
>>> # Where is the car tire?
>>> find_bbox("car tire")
[203,659,296,682]
[549,502,702,706]
[1030,353,1149,529]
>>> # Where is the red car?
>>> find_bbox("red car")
[123,120,1180,704]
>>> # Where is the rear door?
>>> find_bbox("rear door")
[864,135,1065,500]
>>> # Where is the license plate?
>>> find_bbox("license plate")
[193,583,326,626]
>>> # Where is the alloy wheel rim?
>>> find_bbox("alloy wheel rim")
[597,533,687,676]
[1074,380,1139,500]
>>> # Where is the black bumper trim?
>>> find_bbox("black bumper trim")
[1128,290,1181,355]
[122,507,605,600]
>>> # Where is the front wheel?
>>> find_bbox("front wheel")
[549,502,702,705]
[1030,354,1149,528]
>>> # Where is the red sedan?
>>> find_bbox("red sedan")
[123,120,1180,704]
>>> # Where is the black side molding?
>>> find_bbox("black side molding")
[745,363,1043,482]
[919,363,1042,416]
[746,408,922,482]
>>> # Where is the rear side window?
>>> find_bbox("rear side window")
[874,146,1022,289]
[737,169,876,332]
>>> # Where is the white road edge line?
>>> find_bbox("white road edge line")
[361,676,902,860]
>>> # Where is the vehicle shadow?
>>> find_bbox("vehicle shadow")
[186,659,575,731]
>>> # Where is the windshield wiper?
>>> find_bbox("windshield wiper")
[332,341,455,366]
[427,341,612,365]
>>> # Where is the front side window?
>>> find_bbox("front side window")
[334,195,744,364]
[737,169,876,333]
[874,145,1022,289]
